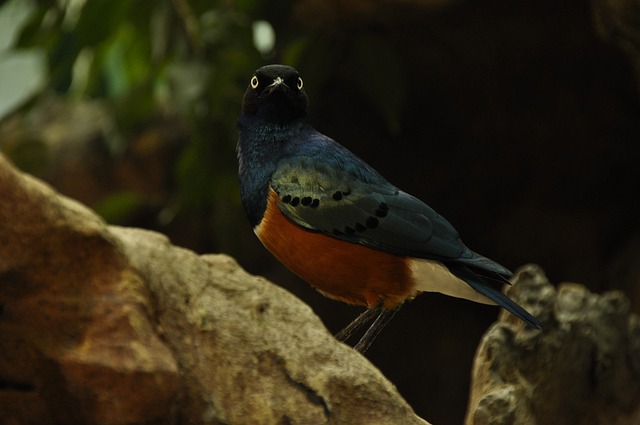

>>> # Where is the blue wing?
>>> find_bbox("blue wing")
[271,135,510,274]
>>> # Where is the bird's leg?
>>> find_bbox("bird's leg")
[335,305,382,342]
[353,306,401,353]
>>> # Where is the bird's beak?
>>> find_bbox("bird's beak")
[266,77,287,93]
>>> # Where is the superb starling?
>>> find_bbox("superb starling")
[237,64,540,352]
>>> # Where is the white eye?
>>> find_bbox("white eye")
[297,77,304,90]
[250,76,259,89]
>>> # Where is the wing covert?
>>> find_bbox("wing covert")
[270,155,467,261]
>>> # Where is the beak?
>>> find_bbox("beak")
[266,77,287,93]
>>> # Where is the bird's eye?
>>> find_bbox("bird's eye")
[297,77,304,90]
[250,76,259,89]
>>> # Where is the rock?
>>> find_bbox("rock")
[465,264,640,425]
[0,153,428,424]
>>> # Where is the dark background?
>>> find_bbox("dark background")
[2,0,639,424]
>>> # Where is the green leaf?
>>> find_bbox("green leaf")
[0,49,47,120]
[0,0,36,52]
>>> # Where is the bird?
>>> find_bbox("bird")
[236,64,541,353]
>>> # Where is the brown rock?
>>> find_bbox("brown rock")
[0,153,428,424]
[465,264,640,425]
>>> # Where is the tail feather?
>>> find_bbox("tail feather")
[457,249,513,278]
[447,264,542,329]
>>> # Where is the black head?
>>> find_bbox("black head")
[241,65,308,125]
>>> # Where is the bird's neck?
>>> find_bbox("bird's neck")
[238,113,308,139]
[236,115,309,226]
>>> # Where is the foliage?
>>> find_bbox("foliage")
[0,0,266,248]
[0,0,408,255]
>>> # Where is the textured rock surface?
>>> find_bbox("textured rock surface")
[6,146,640,425]
[465,264,640,425]
[0,153,429,424]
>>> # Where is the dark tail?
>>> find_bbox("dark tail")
[447,264,542,329]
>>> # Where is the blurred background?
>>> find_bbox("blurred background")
[1,0,639,423]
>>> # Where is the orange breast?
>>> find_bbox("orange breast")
[255,189,415,308]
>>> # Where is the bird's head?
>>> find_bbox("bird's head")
[241,65,308,125]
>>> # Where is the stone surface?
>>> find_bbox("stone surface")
[465,264,640,425]
[0,153,428,424]
[6,145,640,425]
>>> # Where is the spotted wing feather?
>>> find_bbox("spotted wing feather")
[271,154,481,264]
